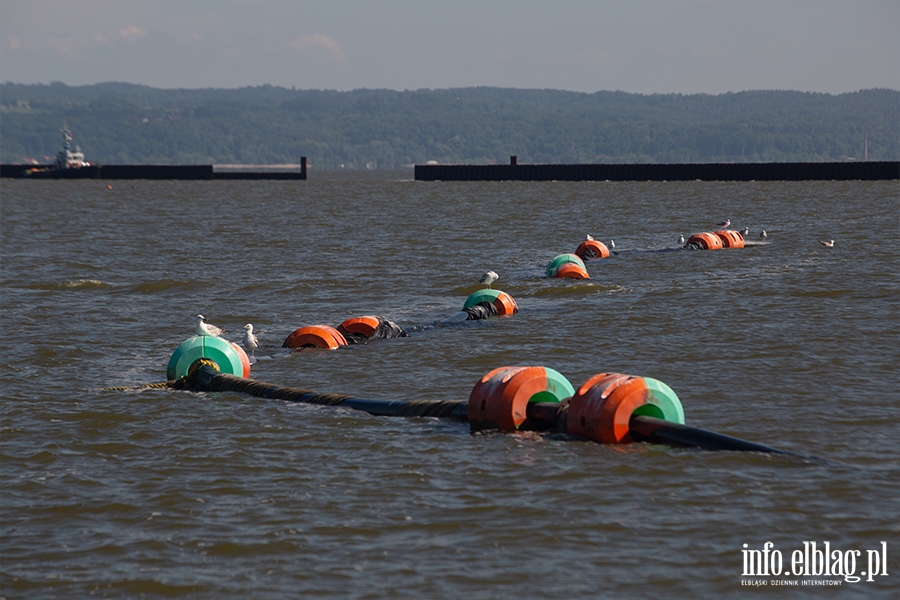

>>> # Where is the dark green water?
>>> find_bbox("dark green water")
[1,173,898,598]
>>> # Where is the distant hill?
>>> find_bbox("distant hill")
[1,82,897,168]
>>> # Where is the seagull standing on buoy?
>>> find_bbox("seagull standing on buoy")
[586,234,594,241]
[242,324,259,355]
[479,270,499,289]
[678,234,685,245]
[717,218,731,228]
[195,314,224,337]
[818,239,835,248]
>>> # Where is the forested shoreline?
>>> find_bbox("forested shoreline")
[1,83,897,168]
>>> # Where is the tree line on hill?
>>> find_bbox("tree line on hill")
[1,82,897,168]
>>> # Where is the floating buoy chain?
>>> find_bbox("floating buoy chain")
[685,230,745,251]
[172,364,797,454]
[285,315,412,350]
[471,367,796,455]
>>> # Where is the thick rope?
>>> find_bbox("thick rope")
[101,381,171,391]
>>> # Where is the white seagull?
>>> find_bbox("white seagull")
[242,324,259,355]
[586,234,594,241]
[716,218,731,228]
[760,230,768,239]
[609,240,616,250]
[195,314,224,337]
[818,239,835,248]
[740,227,749,236]
[479,270,499,289]
[678,234,685,245]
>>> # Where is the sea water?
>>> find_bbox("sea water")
[1,173,898,598]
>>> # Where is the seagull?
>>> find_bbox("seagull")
[818,239,834,248]
[242,324,259,355]
[195,314,224,337]
[760,230,767,239]
[586,234,594,241]
[740,227,749,236]
[678,234,685,245]
[716,218,731,228]
[609,240,615,250]
[479,270,499,289]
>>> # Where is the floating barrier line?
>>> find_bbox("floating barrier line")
[171,365,800,454]
[174,365,470,420]
[525,403,791,455]
[628,415,788,454]
[629,414,826,462]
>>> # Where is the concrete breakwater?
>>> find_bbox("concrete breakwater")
[1,157,307,180]
[415,157,899,181]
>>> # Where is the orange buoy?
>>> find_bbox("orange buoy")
[575,239,610,259]
[337,315,381,339]
[566,373,684,444]
[282,325,348,350]
[686,232,724,250]
[230,342,252,377]
[463,290,519,317]
[553,262,590,279]
[492,291,519,315]
[468,366,575,431]
[546,253,585,277]
[714,229,745,249]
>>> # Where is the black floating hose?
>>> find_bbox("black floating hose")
[527,402,798,455]
[629,415,789,454]
[180,365,469,420]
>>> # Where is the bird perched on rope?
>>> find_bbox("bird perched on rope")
[195,314,224,337]
[818,239,835,248]
[716,218,731,228]
[479,270,499,289]
[242,324,259,355]
[740,227,749,236]
[760,230,768,239]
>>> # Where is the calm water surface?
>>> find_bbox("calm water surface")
[1,173,898,598]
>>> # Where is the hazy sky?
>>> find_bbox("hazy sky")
[1,0,897,94]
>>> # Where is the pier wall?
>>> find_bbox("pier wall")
[1,156,307,180]
[414,160,899,182]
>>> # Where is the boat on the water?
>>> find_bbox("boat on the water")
[1,128,307,179]
[53,127,91,170]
